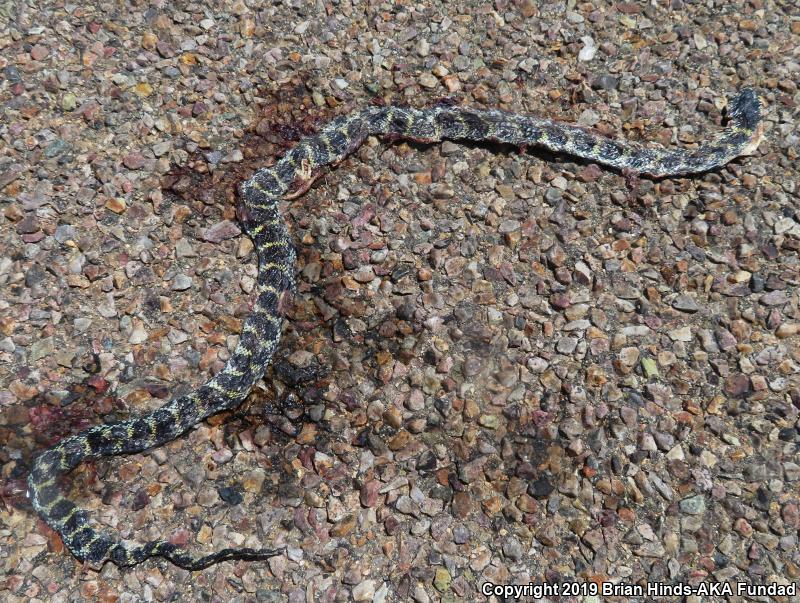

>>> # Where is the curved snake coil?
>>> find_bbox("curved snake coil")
[28,89,763,569]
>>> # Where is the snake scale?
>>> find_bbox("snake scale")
[27,89,763,569]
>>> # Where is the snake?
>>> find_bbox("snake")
[27,88,763,570]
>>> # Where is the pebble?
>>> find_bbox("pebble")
[30,44,49,60]
[556,337,578,353]
[591,73,619,90]
[352,580,376,601]
[668,326,692,342]
[578,36,597,61]
[785,463,800,482]
[123,153,146,169]
[672,294,700,313]
[760,290,788,306]
[412,585,430,603]
[433,568,451,593]
[61,93,77,111]
[419,73,438,88]
[723,374,750,396]
[618,347,639,366]
[171,274,192,290]
[152,141,172,157]
[202,220,241,242]
[528,476,554,499]
[640,357,659,378]
[502,536,524,561]
[105,197,126,213]
[679,495,706,515]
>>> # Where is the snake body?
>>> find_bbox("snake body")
[28,89,763,569]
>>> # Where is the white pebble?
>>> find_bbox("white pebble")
[578,36,596,62]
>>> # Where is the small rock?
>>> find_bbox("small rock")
[352,580,376,601]
[62,93,77,111]
[134,83,152,97]
[105,197,127,213]
[641,357,659,378]
[672,294,700,313]
[452,525,470,544]
[44,139,68,158]
[433,568,451,593]
[502,536,524,561]
[715,328,738,351]
[591,73,619,90]
[31,44,50,60]
[440,141,461,157]
[156,40,175,58]
[0,166,23,189]
[141,32,158,50]
[172,274,192,290]
[419,73,438,88]
[679,495,706,515]
[776,323,800,338]
[4,65,21,83]
[360,480,380,507]
[760,290,788,306]
[412,585,431,603]
[635,541,666,557]
[395,495,417,516]
[528,476,554,499]
[30,337,54,362]
[668,326,693,342]
[478,414,499,429]
[723,374,750,397]
[619,347,640,366]
[129,323,147,344]
[175,238,196,258]
[16,214,40,234]
[578,164,603,182]
[202,220,241,242]
[243,468,266,492]
[578,36,596,61]
[123,153,146,169]
[218,486,243,505]
[152,141,172,157]
[458,457,486,483]
[556,337,578,354]
[734,518,753,537]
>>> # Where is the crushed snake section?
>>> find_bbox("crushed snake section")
[27,89,763,570]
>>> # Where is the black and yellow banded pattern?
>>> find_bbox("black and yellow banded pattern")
[28,89,763,570]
